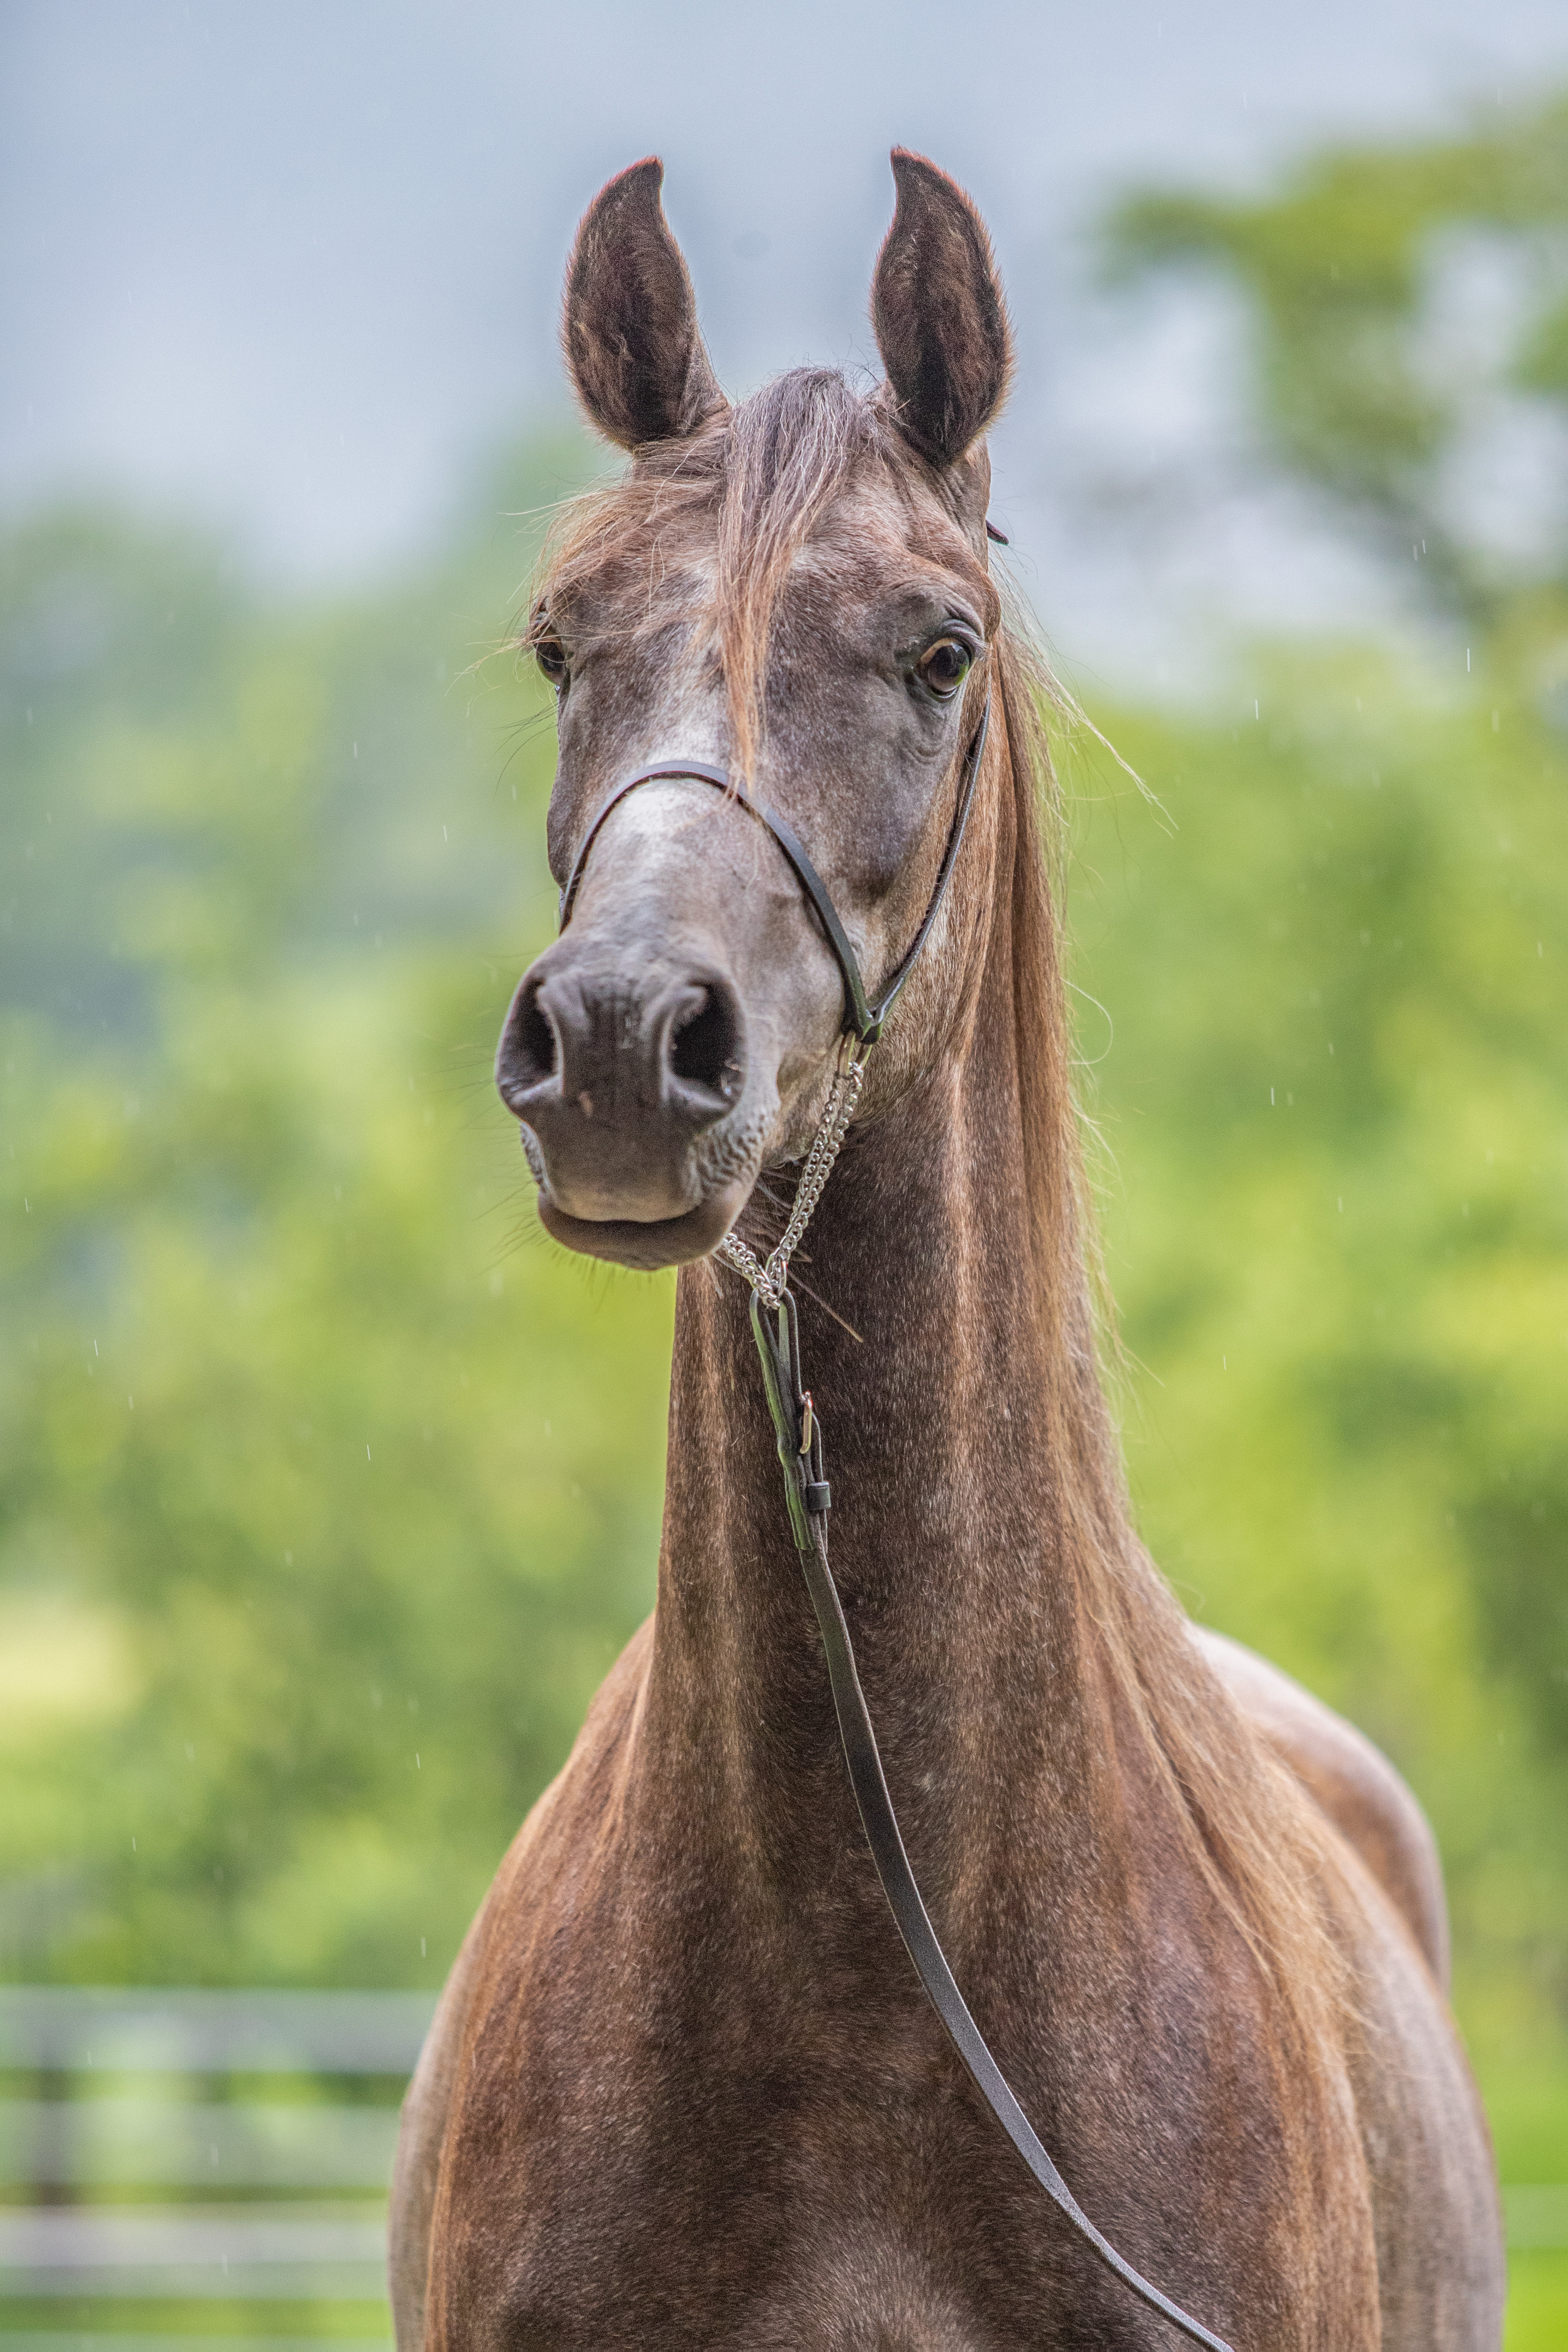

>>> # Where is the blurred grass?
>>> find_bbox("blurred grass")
[1505,2253,1568,2349]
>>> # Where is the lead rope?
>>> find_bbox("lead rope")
[714,1065,1235,2352]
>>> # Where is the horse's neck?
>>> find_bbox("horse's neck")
[642,905,1121,1917]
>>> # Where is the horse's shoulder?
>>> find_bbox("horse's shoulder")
[1192,1623,1449,1988]
[388,1614,654,2349]
[390,1915,483,2350]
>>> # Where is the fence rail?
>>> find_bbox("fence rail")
[0,1991,434,2078]
[0,1989,435,2352]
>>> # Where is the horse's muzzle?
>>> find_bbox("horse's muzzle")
[496,938,751,1261]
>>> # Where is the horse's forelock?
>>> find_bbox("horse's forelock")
[713,370,888,782]
[535,369,898,778]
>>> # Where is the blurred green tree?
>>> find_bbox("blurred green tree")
[1068,650,1568,2060]
[1,449,676,1989]
[1107,93,1568,648]
[1085,99,1568,2334]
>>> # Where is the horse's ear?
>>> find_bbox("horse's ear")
[871,150,1013,469]
[563,157,725,450]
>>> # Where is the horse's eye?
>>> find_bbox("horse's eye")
[919,638,972,699]
[533,630,568,690]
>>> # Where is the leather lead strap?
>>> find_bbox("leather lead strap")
[751,1296,1235,2352]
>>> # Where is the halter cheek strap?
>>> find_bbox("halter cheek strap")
[557,696,991,1048]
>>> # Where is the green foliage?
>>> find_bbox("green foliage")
[1070,648,1568,2083]
[1097,108,1568,2246]
[2,448,675,1988]
[1107,95,1568,630]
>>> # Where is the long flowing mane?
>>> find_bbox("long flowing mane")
[534,370,1347,2068]
[1001,628,1347,2060]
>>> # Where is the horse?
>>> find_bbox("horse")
[390,151,1504,2349]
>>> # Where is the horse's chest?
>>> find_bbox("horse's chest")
[430,2038,1163,2352]
[440,2162,1008,2352]
[485,2222,993,2352]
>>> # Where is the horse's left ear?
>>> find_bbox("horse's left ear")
[871,150,1013,469]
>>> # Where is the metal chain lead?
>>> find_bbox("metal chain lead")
[715,1041,867,1309]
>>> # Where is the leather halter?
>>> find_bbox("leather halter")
[553,685,1234,2352]
[558,698,991,1046]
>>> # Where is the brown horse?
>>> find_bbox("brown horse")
[391,153,1503,2348]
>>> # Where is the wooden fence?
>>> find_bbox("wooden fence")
[0,1988,434,2352]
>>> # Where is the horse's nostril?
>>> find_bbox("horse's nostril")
[669,983,742,1105]
[501,975,558,1094]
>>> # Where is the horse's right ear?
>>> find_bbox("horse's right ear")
[563,158,725,450]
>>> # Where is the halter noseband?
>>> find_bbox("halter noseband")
[557,694,992,1047]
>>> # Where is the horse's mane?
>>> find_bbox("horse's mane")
[1000,629,1347,2066]
[536,373,1346,2065]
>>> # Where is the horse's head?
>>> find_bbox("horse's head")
[496,152,1014,1270]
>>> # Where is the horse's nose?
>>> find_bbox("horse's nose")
[495,946,747,1224]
